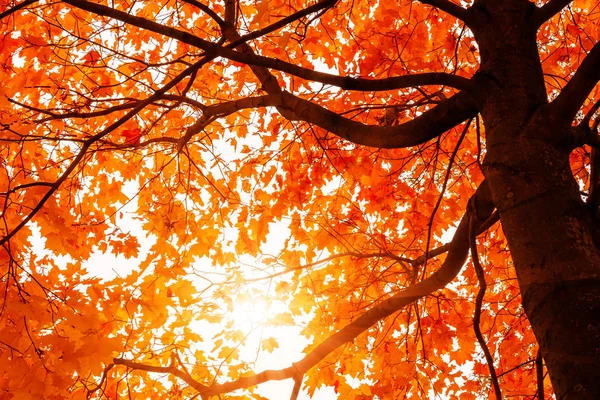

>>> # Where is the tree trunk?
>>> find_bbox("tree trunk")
[485,136,600,399]
[472,1,600,397]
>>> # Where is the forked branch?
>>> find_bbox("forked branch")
[0,58,209,247]
[62,0,474,92]
[177,0,483,150]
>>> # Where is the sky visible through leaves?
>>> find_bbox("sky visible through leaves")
[0,0,599,398]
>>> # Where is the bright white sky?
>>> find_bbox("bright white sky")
[72,184,339,399]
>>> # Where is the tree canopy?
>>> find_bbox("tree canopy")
[1,0,599,398]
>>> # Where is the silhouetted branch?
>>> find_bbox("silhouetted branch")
[0,58,209,247]
[86,363,115,398]
[114,184,496,398]
[200,182,495,396]
[0,0,37,20]
[469,206,502,400]
[246,210,500,282]
[113,358,208,392]
[424,118,473,271]
[536,351,545,400]
[533,0,573,27]
[277,89,479,148]
[62,0,474,92]
[550,41,600,124]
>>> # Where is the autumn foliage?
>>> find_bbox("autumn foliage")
[1,0,599,399]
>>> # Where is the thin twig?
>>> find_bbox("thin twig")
[290,375,302,400]
[536,351,545,400]
[423,118,473,274]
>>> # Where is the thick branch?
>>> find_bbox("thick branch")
[197,182,495,397]
[418,0,470,24]
[63,0,481,150]
[278,89,479,148]
[0,0,37,20]
[62,0,473,91]
[113,185,496,397]
[549,42,600,124]
[286,72,474,92]
[533,0,573,28]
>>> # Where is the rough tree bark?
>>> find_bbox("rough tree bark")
[467,1,600,398]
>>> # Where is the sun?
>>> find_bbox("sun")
[228,295,271,333]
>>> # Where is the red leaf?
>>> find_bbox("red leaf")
[121,128,141,144]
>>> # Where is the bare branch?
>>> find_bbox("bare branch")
[196,182,495,397]
[549,42,600,124]
[224,0,236,26]
[177,95,277,149]
[424,118,473,271]
[7,97,140,122]
[113,358,208,392]
[533,0,573,28]
[180,0,224,29]
[62,0,473,91]
[418,0,470,24]
[289,72,474,92]
[278,89,479,148]
[536,351,545,400]
[246,210,500,283]
[469,206,502,400]
[86,363,115,398]
[63,0,479,151]
[290,375,302,400]
[111,185,497,398]
[0,0,37,20]
[242,251,412,283]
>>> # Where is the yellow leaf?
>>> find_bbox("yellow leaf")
[261,337,279,352]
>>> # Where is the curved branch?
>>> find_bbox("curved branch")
[278,89,479,148]
[469,209,502,400]
[549,41,600,124]
[533,0,573,28]
[195,181,495,397]
[113,358,208,392]
[177,95,277,149]
[111,187,497,397]
[62,0,473,91]
[63,0,481,150]
[245,210,500,284]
